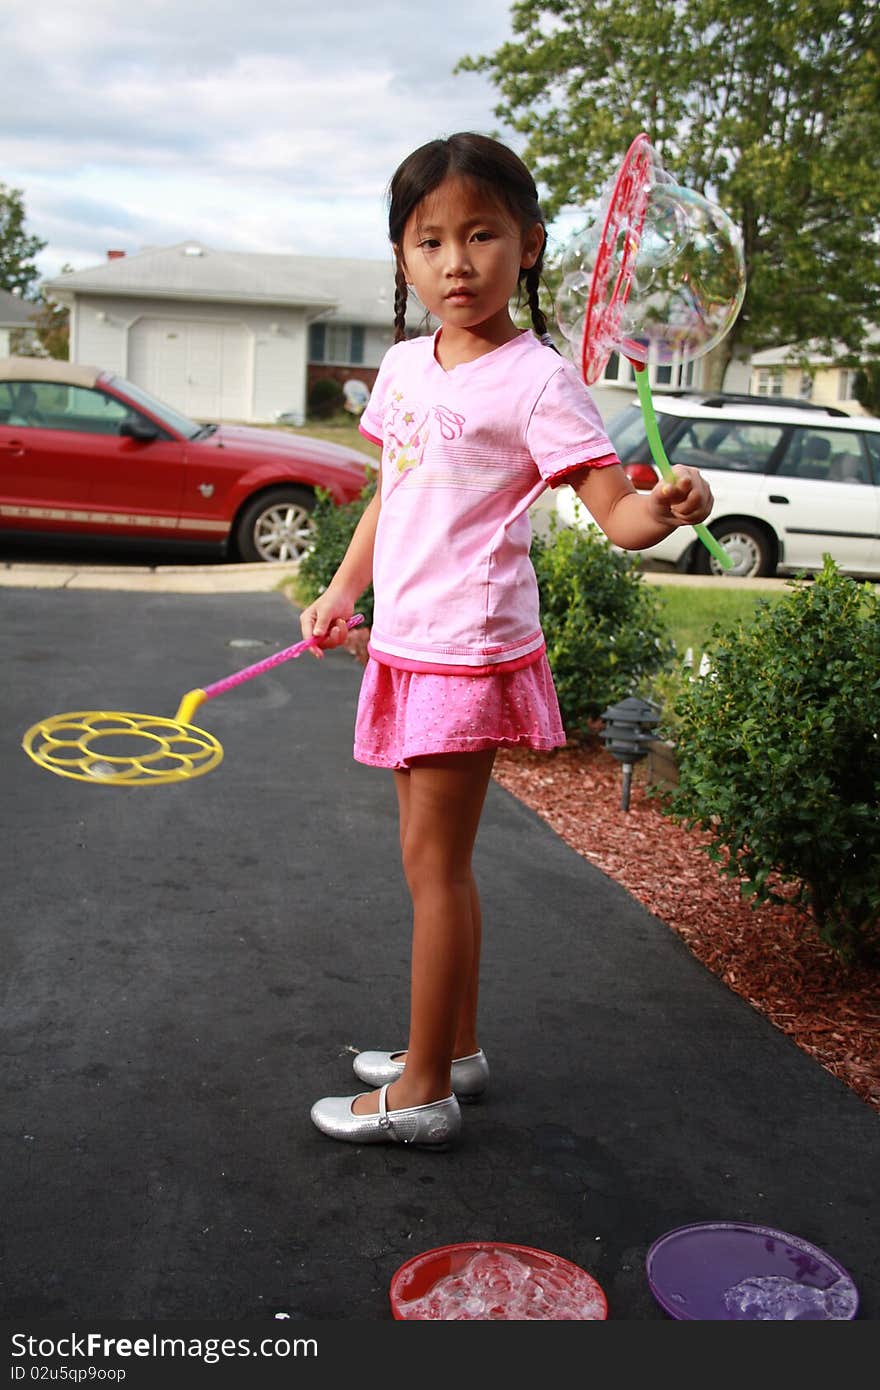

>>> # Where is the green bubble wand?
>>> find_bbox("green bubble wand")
[557,131,746,571]
[633,366,733,570]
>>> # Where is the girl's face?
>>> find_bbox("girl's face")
[396,175,544,343]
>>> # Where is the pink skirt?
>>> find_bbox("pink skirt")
[353,654,566,769]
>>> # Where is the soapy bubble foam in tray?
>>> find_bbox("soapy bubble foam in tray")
[390,1242,608,1320]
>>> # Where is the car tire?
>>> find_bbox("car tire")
[234,487,317,563]
[696,519,776,578]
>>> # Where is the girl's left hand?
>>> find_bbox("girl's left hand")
[648,466,713,527]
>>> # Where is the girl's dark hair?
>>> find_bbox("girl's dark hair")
[388,131,551,345]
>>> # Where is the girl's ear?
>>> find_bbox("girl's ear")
[520,223,545,271]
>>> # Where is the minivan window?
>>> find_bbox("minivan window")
[776,428,874,484]
[666,420,785,473]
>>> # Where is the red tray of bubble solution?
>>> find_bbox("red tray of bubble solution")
[390,1241,608,1320]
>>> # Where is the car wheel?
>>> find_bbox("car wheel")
[696,520,776,578]
[234,487,316,563]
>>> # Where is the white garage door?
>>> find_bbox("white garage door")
[128,317,250,421]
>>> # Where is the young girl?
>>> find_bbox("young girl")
[300,132,713,1149]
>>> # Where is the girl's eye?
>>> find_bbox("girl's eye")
[472,231,494,242]
[417,238,440,250]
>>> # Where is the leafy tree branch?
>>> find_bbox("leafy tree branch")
[458,0,880,363]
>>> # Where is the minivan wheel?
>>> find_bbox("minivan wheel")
[234,487,316,563]
[696,521,775,578]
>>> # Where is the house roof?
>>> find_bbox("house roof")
[0,289,38,328]
[42,242,398,325]
[750,330,880,369]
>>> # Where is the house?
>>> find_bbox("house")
[0,288,38,356]
[748,337,879,417]
[42,243,408,424]
[579,339,753,424]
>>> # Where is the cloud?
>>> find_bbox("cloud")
[0,0,518,278]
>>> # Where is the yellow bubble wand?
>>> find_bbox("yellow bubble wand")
[22,615,364,787]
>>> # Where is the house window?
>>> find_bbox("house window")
[599,349,693,389]
[837,369,859,402]
[755,368,783,397]
[599,351,633,385]
[308,322,365,365]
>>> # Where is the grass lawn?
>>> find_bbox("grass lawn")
[652,583,788,661]
[270,414,380,463]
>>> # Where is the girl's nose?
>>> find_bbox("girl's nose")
[445,242,473,276]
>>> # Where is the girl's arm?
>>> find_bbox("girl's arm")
[299,476,381,651]
[568,461,713,551]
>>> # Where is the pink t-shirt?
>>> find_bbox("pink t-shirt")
[359,329,617,673]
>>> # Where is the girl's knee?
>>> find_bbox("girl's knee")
[401,836,470,897]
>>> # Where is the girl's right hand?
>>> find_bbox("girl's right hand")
[299,591,355,658]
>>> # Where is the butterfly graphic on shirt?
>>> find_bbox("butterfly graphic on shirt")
[384,393,465,473]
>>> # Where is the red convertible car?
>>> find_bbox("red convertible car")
[0,357,372,562]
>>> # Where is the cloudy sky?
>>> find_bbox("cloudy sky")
[0,0,521,282]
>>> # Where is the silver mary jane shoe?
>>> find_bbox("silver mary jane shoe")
[353,1048,489,1101]
[310,1083,461,1149]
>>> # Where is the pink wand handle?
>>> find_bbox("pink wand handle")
[201,614,364,702]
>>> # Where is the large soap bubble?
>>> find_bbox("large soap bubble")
[554,138,745,384]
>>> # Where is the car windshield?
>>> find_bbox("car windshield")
[106,374,205,440]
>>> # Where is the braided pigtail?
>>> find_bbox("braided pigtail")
[524,265,548,338]
[523,264,559,353]
[393,264,408,343]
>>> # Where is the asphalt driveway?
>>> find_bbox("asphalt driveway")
[1,585,878,1328]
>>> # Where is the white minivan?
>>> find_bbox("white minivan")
[555,392,880,578]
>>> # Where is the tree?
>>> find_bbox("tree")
[853,361,880,416]
[11,293,70,361]
[0,184,47,300]
[10,264,72,361]
[458,1,880,368]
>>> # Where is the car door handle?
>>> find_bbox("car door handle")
[2,439,26,454]
[768,494,789,504]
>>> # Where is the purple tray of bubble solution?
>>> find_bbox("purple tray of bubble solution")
[646,1222,859,1320]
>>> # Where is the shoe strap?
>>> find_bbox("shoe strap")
[378,1083,394,1136]
[379,1082,415,1144]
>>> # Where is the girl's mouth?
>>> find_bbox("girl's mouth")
[446,288,476,301]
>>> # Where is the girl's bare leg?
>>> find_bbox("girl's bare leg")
[352,749,495,1115]
[393,767,483,1057]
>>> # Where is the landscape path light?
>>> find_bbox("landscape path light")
[599,695,662,811]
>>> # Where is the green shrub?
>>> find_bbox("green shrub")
[308,377,345,419]
[296,472,377,625]
[664,557,880,964]
[531,519,675,738]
